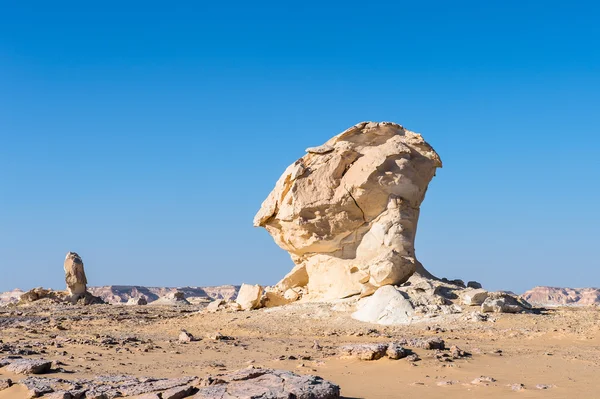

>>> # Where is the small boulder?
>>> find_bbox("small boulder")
[6,359,52,374]
[467,281,483,289]
[352,285,414,325]
[386,343,408,360]
[206,299,225,312]
[178,330,195,343]
[461,289,489,306]
[126,296,148,306]
[340,344,388,361]
[235,284,263,310]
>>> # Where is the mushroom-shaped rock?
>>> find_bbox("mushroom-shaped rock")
[254,122,442,300]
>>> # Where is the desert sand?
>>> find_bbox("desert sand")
[1,300,600,398]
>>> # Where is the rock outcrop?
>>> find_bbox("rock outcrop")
[64,252,88,298]
[254,122,442,301]
[522,286,600,307]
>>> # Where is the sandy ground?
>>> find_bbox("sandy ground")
[1,301,600,398]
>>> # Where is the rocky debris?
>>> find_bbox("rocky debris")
[536,384,554,390]
[449,345,469,359]
[510,383,525,391]
[461,289,489,306]
[352,285,414,325]
[0,378,12,391]
[471,376,496,385]
[4,358,52,374]
[18,375,197,398]
[205,299,225,312]
[254,121,442,301]
[86,285,240,305]
[235,284,263,310]
[467,281,482,289]
[126,296,148,305]
[403,337,445,350]
[64,252,88,299]
[207,332,234,341]
[436,380,456,386]
[197,367,340,399]
[386,343,408,359]
[481,292,532,313]
[522,286,600,307]
[152,291,191,306]
[179,329,196,343]
[340,344,388,360]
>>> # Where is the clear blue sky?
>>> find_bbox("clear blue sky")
[1,1,599,294]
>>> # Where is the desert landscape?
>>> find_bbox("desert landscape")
[2,122,599,398]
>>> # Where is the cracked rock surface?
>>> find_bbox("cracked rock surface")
[254,122,442,300]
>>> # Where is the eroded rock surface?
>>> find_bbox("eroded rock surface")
[254,122,442,300]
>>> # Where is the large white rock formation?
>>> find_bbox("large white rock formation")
[254,122,442,300]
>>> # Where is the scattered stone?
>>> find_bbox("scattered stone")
[450,345,469,359]
[511,383,526,391]
[406,354,420,362]
[178,329,195,343]
[196,367,340,398]
[536,384,554,390]
[235,284,263,310]
[461,289,489,306]
[406,337,445,350]
[436,380,455,386]
[208,332,234,341]
[340,344,388,361]
[472,376,496,385]
[126,296,148,305]
[0,378,12,391]
[352,285,415,325]
[5,358,52,374]
[386,343,408,360]
[206,299,225,312]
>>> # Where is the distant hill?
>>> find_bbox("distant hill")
[0,285,239,305]
[522,286,600,307]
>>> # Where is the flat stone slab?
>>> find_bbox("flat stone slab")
[195,367,340,399]
[5,359,52,374]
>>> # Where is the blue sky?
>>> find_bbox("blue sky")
[1,1,598,294]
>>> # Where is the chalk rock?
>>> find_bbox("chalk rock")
[152,291,190,305]
[64,252,87,297]
[352,285,415,325]
[481,292,531,313]
[461,289,489,306]
[254,122,441,300]
[236,284,263,310]
[126,296,148,305]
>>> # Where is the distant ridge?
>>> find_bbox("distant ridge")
[0,285,240,305]
[522,286,600,307]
